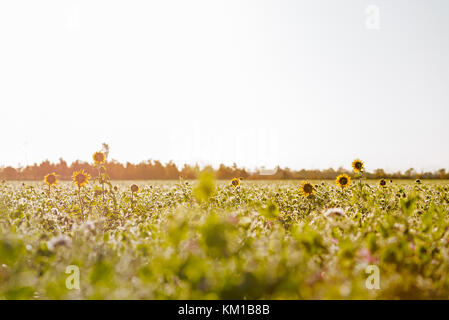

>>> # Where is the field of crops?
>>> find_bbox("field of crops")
[1,176,449,300]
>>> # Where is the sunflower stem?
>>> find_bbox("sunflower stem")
[98,167,105,205]
[78,186,84,218]
[131,191,134,210]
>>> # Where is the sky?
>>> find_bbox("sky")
[0,0,448,173]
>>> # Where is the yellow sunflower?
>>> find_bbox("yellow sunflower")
[92,151,106,165]
[72,170,91,188]
[44,172,58,187]
[379,179,387,188]
[352,159,364,173]
[231,178,240,188]
[299,180,314,197]
[336,174,351,189]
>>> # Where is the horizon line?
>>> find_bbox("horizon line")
[1,157,447,175]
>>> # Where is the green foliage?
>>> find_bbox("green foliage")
[0,180,449,299]
[258,200,280,220]
[193,171,216,203]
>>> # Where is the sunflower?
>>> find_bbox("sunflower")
[300,180,314,197]
[336,174,351,189]
[352,159,364,173]
[72,170,91,188]
[44,172,58,187]
[379,179,387,187]
[231,178,240,188]
[93,151,106,165]
[131,184,139,193]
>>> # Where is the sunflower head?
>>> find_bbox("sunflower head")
[336,174,351,189]
[44,172,58,187]
[72,170,91,188]
[379,179,387,187]
[231,178,240,188]
[352,159,364,173]
[131,184,139,193]
[92,151,106,165]
[300,180,314,197]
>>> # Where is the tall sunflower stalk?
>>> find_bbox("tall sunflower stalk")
[352,159,365,193]
[130,184,139,211]
[93,151,107,204]
[300,180,314,198]
[379,179,388,206]
[44,172,58,196]
[336,174,351,197]
[299,181,315,213]
[72,170,91,218]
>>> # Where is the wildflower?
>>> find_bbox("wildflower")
[416,179,421,184]
[379,179,387,187]
[94,188,104,197]
[336,174,351,189]
[82,220,96,232]
[130,184,139,210]
[44,173,58,187]
[47,235,72,251]
[299,181,314,197]
[231,178,240,188]
[352,159,364,173]
[92,151,106,165]
[357,248,378,264]
[324,208,345,218]
[72,170,91,188]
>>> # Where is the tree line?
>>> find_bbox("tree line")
[0,159,447,181]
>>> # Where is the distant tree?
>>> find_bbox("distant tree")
[165,161,179,179]
[404,168,416,179]
[373,169,386,178]
[216,164,233,179]
[180,164,197,179]
[1,167,18,180]
[0,157,446,181]
[106,160,126,180]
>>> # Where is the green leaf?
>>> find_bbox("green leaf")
[258,200,279,220]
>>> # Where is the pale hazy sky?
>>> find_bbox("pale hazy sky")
[0,0,448,172]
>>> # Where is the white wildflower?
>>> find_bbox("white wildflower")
[324,208,345,218]
[47,235,71,251]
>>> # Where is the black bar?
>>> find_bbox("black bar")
[1,300,447,319]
